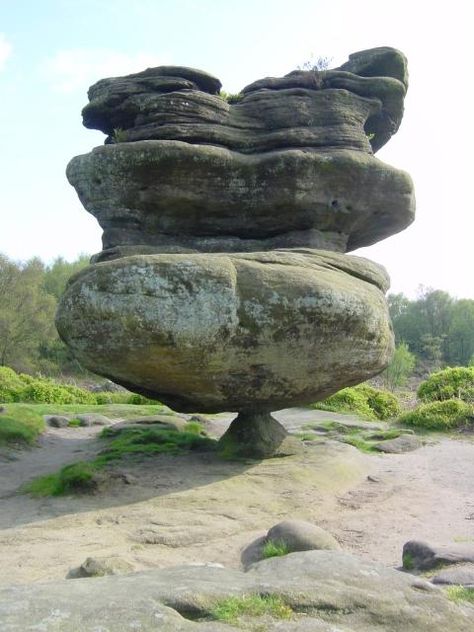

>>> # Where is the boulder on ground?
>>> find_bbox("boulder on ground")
[68,556,134,579]
[44,415,69,428]
[403,539,474,571]
[374,434,422,453]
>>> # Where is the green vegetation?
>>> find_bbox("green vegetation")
[183,421,206,435]
[382,343,416,391]
[261,540,291,559]
[0,367,161,406]
[24,461,98,496]
[311,384,400,420]
[388,289,474,368]
[417,366,474,403]
[210,594,293,624]
[402,551,415,570]
[219,91,243,103]
[96,426,215,464]
[399,399,473,431]
[445,586,474,605]
[24,424,216,496]
[0,405,44,445]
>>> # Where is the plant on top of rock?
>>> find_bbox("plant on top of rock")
[417,366,474,403]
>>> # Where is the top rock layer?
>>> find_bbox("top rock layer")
[82,47,406,154]
[68,47,414,256]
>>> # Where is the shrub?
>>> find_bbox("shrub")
[20,378,97,404]
[355,384,401,420]
[417,367,474,403]
[311,385,400,420]
[24,461,98,496]
[127,393,160,405]
[0,366,26,402]
[382,342,416,391]
[399,399,473,430]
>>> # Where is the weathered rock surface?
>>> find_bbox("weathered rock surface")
[374,434,422,453]
[56,249,393,413]
[67,47,414,255]
[431,565,474,587]
[241,520,340,568]
[68,555,134,579]
[403,540,474,571]
[44,415,69,428]
[68,142,414,254]
[1,552,471,631]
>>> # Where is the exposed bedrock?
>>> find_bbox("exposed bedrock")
[67,142,414,254]
[56,249,394,415]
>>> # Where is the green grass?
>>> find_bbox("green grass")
[402,552,415,570]
[261,540,291,559]
[67,418,82,427]
[24,425,217,496]
[23,461,98,496]
[183,421,206,435]
[341,435,377,453]
[0,406,45,445]
[445,586,474,605]
[210,594,293,623]
[95,426,216,465]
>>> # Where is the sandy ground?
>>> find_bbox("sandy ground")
[0,409,473,586]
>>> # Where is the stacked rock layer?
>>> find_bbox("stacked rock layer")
[58,47,415,456]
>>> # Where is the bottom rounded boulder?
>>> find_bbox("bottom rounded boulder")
[56,249,394,413]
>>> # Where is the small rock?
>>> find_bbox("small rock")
[76,413,111,426]
[367,475,382,483]
[241,520,340,569]
[45,415,70,428]
[403,540,474,571]
[431,565,474,587]
[68,556,134,579]
[374,434,421,453]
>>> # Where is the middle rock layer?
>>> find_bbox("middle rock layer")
[57,249,393,413]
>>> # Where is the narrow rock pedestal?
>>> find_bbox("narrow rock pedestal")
[217,411,302,459]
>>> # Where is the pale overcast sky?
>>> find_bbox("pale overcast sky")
[0,0,472,298]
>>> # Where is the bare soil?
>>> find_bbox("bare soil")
[0,409,473,586]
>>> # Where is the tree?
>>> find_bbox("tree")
[382,343,416,391]
[0,255,56,371]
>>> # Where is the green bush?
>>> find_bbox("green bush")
[0,366,26,402]
[311,385,400,420]
[127,393,160,405]
[417,367,474,403]
[399,399,473,430]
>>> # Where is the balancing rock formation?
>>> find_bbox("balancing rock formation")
[58,47,415,457]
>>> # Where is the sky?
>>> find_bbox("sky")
[0,0,472,298]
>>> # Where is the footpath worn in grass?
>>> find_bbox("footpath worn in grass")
[23,423,216,497]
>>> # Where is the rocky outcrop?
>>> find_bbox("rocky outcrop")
[59,47,415,457]
[57,250,393,414]
[1,552,471,631]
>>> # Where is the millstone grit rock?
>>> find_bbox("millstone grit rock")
[1,552,471,631]
[241,519,340,568]
[57,249,393,413]
[403,540,474,571]
[59,47,416,457]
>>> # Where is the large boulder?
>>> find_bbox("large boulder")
[56,249,393,414]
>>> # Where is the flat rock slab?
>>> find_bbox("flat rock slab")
[431,564,474,587]
[374,434,422,453]
[0,551,471,631]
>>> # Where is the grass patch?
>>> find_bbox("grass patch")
[341,435,377,453]
[183,421,206,435]
[445,586,474,605]
[261,540,291,559]
[210,594,292,624]
[24,425,217,496]
[402,552,415,570]
[0,406,45,445]
[67,418,82,427]
[24,461,98,496]
[96,426,216,464]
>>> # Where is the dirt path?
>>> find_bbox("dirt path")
[0,410,473,586]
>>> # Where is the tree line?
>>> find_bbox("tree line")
[1,253,473,377]
[0,253,89,375]
[388,288,474,368]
